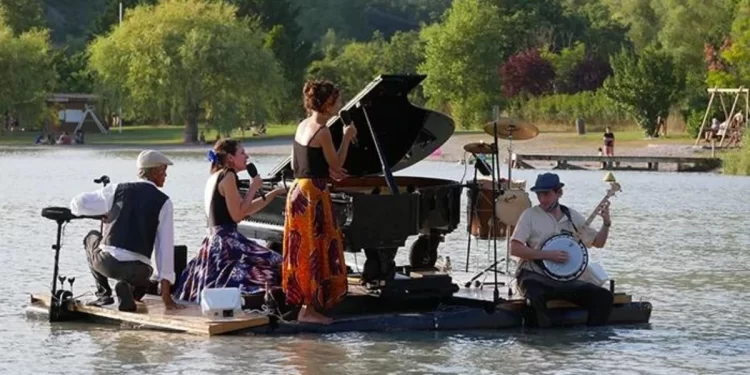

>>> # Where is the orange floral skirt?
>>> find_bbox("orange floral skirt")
[282,178,347,310]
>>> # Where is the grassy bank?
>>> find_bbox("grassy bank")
[721,133,750,175]
[0,124,299,146]
[0,124,702,154]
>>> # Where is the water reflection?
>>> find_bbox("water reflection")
[2,147,750,374]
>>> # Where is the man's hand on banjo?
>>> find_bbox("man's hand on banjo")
[544,250,568,264]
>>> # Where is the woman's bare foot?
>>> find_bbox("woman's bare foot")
[297,305,333,325]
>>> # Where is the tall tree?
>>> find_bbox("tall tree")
[658,0,734,85]
[602,46,685,136]
[0,0,45,35]
[605,0,661,51]
[228,0,311,121]
[87,0,285,143]
[419,0,514,128]
[499,48,556,98]
[90,0,157,36]
[0,18,54,131]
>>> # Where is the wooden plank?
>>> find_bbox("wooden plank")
[707,88,750,93]
[31,294,268,336]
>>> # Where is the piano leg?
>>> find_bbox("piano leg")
[409,233,440,269]
[361,248,397,284]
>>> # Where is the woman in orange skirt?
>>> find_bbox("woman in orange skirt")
[283,79,358,325]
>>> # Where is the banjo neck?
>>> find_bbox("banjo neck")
[583,182,621,228]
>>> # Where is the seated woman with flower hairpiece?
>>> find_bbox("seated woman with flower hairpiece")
[172,138,287,303]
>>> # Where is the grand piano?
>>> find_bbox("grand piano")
[238,74,463,292]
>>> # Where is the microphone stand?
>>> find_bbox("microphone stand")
[491,121,501,304]
[464,157,479,273]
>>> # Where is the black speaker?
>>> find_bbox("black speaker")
[146,245,188,296]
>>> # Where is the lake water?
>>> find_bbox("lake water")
[1,146,750,375]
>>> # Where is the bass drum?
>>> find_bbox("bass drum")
[466,178,528,239]
[536,233,589,282]
[494,189,531,227]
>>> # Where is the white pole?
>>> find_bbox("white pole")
[118,2,123,133]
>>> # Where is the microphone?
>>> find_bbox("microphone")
[245,162,266,201]
[339,108,357,145]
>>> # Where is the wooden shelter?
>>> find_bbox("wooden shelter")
[46,93,108,134]
[693,87,748,147]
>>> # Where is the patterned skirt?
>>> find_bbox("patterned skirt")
[282,177,348,310]
[172,224,283,303]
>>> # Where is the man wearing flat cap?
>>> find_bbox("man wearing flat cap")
[70,150,183,311]
[510,172,613,328]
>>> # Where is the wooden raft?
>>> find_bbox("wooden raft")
[30,294,269,336]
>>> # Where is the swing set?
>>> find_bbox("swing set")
[693,87,747,148]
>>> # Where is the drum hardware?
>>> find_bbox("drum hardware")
[463,258,506,288]
[461,117,539,303]
[68,277,76,297]
[537,173,622,282]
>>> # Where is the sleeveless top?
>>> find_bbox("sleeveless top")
[292,127,330,178]
[204,169,239,227]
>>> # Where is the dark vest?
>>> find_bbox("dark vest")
[102,182,169,258]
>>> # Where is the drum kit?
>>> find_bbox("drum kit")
[462,117,538,302]
[461,118,623,303]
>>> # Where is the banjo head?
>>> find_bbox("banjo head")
[539,234,589,281]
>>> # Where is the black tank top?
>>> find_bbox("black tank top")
[292,128,330,178]
[208,169,238,227]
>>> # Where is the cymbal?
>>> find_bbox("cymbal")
[463,141,495,154]
[483,118,539,140]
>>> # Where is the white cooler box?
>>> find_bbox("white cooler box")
[200,287,242,318]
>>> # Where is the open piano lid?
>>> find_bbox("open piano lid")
[266,74,455,179]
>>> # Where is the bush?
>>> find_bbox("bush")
[722,133,750,175]
[506,90,631,130]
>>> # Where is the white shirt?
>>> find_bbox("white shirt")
[69,179,176,284]
[511,205,597,275]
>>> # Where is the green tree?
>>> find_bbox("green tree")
[602,46,685,136]
[307,31,425,102]
[716,2,750,88]
[87,0,285,143]
[50,49,94,93]
[0,0,45,35]
[419,0,513,129]
[0,18,54,131]
[91,0,157,36]
[228,0,311,121]
[606,0,661,51]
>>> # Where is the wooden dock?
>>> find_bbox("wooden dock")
[513,154,722,172]
[28,293,269,336]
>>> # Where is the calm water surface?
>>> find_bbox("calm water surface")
[1,147,749,375]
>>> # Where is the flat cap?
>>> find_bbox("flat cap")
[136,150,174,169]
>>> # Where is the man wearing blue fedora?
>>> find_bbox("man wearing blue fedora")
[509,172,614,328]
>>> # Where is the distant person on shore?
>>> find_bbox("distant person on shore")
[172,139,286,304]
[69,150,183,312]
[603,127,615,156]
[656,115,666,137]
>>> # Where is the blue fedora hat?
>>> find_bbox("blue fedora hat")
[530,173,565,192]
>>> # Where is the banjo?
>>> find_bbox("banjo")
[536,180,621,282]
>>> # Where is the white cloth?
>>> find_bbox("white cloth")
[69,179,176,284]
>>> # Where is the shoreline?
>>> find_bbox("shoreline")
[1,132,718,166]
